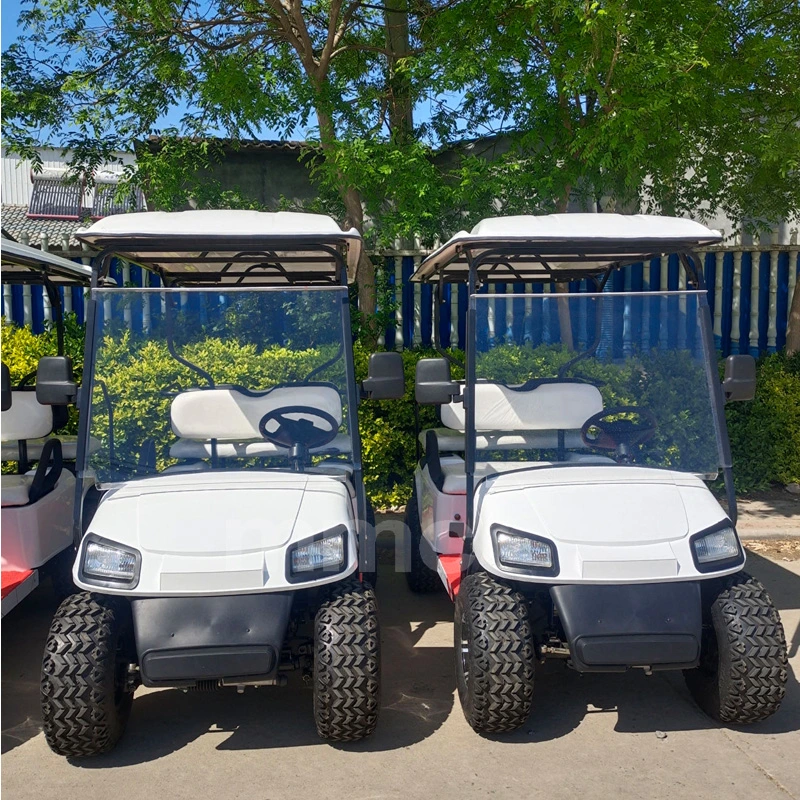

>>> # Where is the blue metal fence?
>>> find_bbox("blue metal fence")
[380,248,800,357]
[3,247,799,358]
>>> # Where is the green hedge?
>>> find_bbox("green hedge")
[2,317,799,503]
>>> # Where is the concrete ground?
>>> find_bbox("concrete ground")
[2,527,799,800]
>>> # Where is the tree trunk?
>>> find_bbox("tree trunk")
[555,188,574,350]
[787,278,800,355]
[342,184,377,334]
[317,107,377,340]
[385,0,413,145]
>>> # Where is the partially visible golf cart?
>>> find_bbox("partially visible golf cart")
[39,211,405,757]
[2,239,92,615]
[406,214,787,732]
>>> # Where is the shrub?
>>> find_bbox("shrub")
[723,351,800,491]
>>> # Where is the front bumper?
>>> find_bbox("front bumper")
[132,593,294,687]
[550,582,702,672]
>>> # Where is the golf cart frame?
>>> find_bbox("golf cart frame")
[72,235,373,568]
[40,211,404,757]
[419,237,741,555]
[406,214,786,732]
[1,239,91,615]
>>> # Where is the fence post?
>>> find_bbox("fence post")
[141,268,150,333]
[40,234,52,322]
[731,251,742,352]
[413,256,422,348]
[749,250,760,354]
[61,234,73,315]
[713,252,724,344]
[450,280,459,348]
[122,261,132,329]
[768,249,779,351]
[3,284,12,322]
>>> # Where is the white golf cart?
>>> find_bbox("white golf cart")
[2,239,92,615]
[39,211,405,757]
[405,214,788,732]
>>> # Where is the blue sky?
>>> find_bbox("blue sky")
[1,1,465,146]
[1,0,290,140]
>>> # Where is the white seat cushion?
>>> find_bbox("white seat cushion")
[441,382,603,432]
[170,385,342,441]
[1,392,53,442]
[1,435,101,462]
[1,474,33,507]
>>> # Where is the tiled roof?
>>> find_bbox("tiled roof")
[0,205,91,249]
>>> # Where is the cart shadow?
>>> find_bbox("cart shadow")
[68,565,456,767]
[1,581,61,754]
[480,659,800,745]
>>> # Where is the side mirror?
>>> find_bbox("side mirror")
[1,363,11,412]
[362,352,405,400]
[416,358,460,405]
[722,354,756,402]
[36,356,78,406]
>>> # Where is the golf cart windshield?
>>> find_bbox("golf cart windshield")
[469,290,723,478]
[88,286,351,485]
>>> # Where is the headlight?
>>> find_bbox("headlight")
[692,525,740,565]
[492,526,559,575]
[80,535,140,588]
[288,526,347,580]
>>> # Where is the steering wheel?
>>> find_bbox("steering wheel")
[258,405,339,451]
[581,406,658,458]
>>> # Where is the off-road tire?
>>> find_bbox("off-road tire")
[405,486,440,593]
[313,579,380,741]
[455,572,534,733]
[41,592,136,757]
[684,572,787,724]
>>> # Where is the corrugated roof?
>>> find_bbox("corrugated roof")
[0,205,90,249]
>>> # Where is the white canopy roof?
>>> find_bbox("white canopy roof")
[412,214,723,283]
[1,238,92,285]
[76,210,363,285]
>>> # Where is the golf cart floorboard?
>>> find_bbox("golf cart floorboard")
[1,568,38,615]
[438,554,462,597]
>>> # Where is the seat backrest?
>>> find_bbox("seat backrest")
[440,381,603,432]
[170,385,343,441]
[1,391,54,444]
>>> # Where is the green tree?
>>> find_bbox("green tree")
[418,0,800,221]
[4,0,799,347]
[2,0,448,333]
[416,0,800,350]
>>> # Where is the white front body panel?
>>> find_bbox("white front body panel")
[416,463,743,585]
[74,471,358,596]
[1,471,75,570]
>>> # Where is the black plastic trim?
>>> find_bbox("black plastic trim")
[490,524,560,578]
[78,532,141,590]
[425,429,445,491]
[285,524,349,583]
[689,518,744,574]
[550,582,702,672]
[132,593,293,686]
